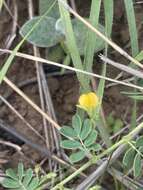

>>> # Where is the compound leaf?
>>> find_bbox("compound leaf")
[70,150,86,163]
[1,178,20,189]
[72,114,82,136]
[6,169,18,181]
[84,130,98,147]
[60,126,77,139]
[80,119,92,140]
[123,148,136,169]
[133,153,142,177]
[136,136,143,148]
[23,168,33,187]
[18,163,24,181]
[60,140,82,149]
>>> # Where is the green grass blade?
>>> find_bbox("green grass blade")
[0,1,56,84]
[39,0,60,18]
[124,0,139,129]
[124,0,139,57]
[135,50,143,61]
[83,0,101,76]
[58,0,90,91]
[97,0,114,97]
[95,0,114,147]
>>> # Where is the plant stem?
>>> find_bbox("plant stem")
[52,122,143,189]
[79,137,92,159]
[51,161,92,190]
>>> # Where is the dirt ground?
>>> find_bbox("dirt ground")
[0,1,143,189]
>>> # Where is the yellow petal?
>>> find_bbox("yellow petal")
[88,92,99,107]
[78,92,99,110]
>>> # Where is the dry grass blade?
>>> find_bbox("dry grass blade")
[0,140,22,152]
[3,77,61,130]
[0,94,45,141]
[100,55,143,79]
[0,49,143,91]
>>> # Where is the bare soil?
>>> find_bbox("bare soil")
[0,1,143,189]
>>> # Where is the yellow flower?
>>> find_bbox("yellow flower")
[78,92,99,112]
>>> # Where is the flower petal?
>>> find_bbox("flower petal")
[78,92,99,110]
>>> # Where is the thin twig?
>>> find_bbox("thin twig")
[0,139,21,152]
[75,144,126,190]
[109,167,143,190]
[0,49,143,91]
[99,54,143,79]
[1,0,18,52]
[0,94,45,141]
[105,77,135,88]
[0,70,73,107]
[27,0,53,170]
[0,118,86,177]
[3,77,61,130]
[69,0,77,12]
[75,114,143,190]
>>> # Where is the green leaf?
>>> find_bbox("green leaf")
[39,0,60,18]
[23,168,33,187]
[18,163,24,181]
[70,150,86,163]
[0,1,56,84]
[89,143,102,152]
[133,153,142,177]
[113,119,123,133]
[84,130,98,147]
[83,0,101,74]
[95,0,113,148]
[27,177,39,190]
[60,126,77,138]
[56,18,105,56]
[124,0,139,57]
[135,50,143,62]
[39,173,56,186]
[1,178,20,189]
[60,140,82,149]
[121,91,143,95]
[80,119,92,140]
[89,185,101,190]
[72,114,82,136]
[72,19,105,55]
[106,113,114,127]
[6,169,18,181]
[128,95,143,101]
[1,164,44,190]
[121,91,143,100]
[123,148,136,169]
[136,136,143,148]
[20,16,63,48]
[138,146,143,153]
[58,1,90,90]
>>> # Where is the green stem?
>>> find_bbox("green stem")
[52,122,143,189]
[79,137,92,159]
[51,161,92,190]
[127,141,143,158]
